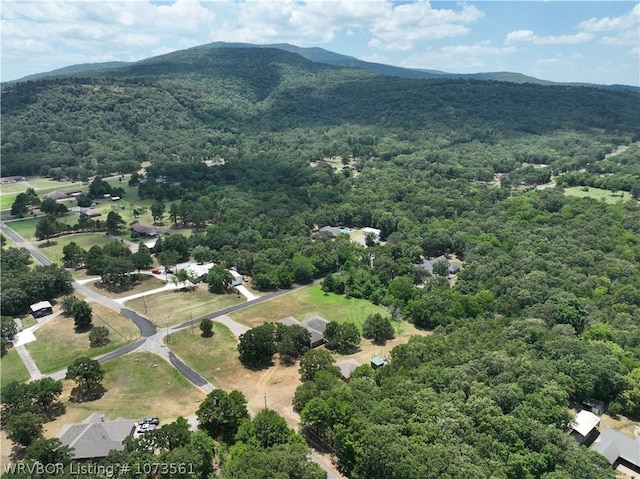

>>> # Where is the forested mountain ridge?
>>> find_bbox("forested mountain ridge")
[10,42,640,93]
[2,46,639,177]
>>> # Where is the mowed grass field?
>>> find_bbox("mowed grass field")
[43,352,205,439]
[564,186,632,204]
[0,178,81,210]
[0,348,30,387]
[125,285,245,327]
[35,233,123,263]
[26,306,141,373]
[230,283,388,329]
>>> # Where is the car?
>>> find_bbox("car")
[151,269,161,274]
[139,417,160,426]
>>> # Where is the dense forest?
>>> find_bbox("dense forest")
[2,45,640,478]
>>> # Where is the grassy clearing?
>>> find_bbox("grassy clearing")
[0,180,83,210]
[43,352,205,439]
[0,348,30,388]
[231,283,388,329]
[34,233,119,263]
[4,217,42,240]
[125,285,245,327]
[564,186,632,204]
[83,274,166,299]
[166,323,238,382]
[26,306,140,374]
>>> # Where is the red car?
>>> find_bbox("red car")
[151,268,161,274]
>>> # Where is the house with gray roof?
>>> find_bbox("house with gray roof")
[130,223,158,237]
[591,428,640,476]
[58,413,136,460]
[278,315,329,348]
[418,255,460,276]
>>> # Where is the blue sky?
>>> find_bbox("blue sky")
[2,1,639,85]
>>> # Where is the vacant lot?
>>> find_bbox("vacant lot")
[231,284,388,329]
[26,305,140,373]
[0,348,30,387]
[564,186,632,204]
[170,292,428,429]
[125,284,244,327]
[42,352,205,439]
[85,274,166,299]
[35,233,123,264]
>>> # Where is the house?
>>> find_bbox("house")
[300,315,329,348]
[370,355,387,370]
[418,255,460,276]
[78,207,101,217]
[130,223,158,237]
[570,410,601,444]
[58,413,136,460]
[591,428,640,476]
[337,359,361,380]
[0,176,25,184]
[182,263,213,283]
[278,315,329,348]
[361,227,381,241]
[30,301,53,318]
[319,226,347,238]
[43,191,69,201]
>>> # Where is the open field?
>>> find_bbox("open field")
[34,233,121,264]
[0,179,84,211]
[26,305,140,373]
[230,284,388,329]
[564,186,632,204]
[42,352,205,439]
[3,216,42,240]
[0,348,30,387]
[125,284,245,327]
[84,274,166,299]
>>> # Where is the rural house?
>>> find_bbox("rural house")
[130,223,158,237]
[337,359,361,380]
[591,428,640,477]
[58,413,136,460]
[43,191,69,201]
[278,315,329,348]
[570,410,600,444]
[418,255,460,276]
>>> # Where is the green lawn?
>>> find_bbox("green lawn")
[564,186,632,204]
[125,286,245,327]
[34,233,128,264]
[231,283,388,330]
[44,352,205,436]
[4,216,42,240]
[165,322,237,383]
[0,348,30,388]
[1,179,83,210]
[26,306,140,374]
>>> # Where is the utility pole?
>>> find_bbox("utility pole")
[264,393,267,409]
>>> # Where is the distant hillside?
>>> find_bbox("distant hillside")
[15,62,130,82]
[12,42,639,93]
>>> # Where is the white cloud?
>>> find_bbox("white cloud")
[505,30,593,45]
[578,4,640,32]
[400,42,517,72]
[369,0,483,51]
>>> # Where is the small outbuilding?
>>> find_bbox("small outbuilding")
[337,359,361,380]
[30,301,53,318]
[370,355,387,370]
[570,410,601,444]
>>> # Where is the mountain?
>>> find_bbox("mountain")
[15,61,130,82]
[10,42,639,93]
[2,45,639,177]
